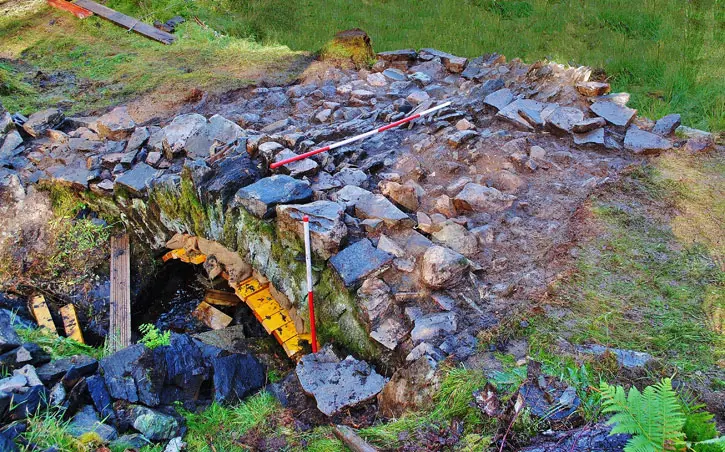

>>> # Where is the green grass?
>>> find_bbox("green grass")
[530,161,725,376]
[16,326,108,360]
[99,0,724,131]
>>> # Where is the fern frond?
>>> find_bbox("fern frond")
[600,379,687,452]
[692,436,725,452]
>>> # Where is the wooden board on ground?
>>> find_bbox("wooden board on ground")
[29,295,56,334]
[47,0,93,19]
[73,0,176,45]
[193,301,233,330]
[60,304,84,343]
[203,289,241,307]
[110,234,131,352]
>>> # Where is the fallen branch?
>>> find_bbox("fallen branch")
[333,425,378,452]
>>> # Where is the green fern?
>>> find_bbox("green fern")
[600,379,725,452]
[600,378,686,452]
[138,323,171,349]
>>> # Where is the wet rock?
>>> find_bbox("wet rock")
[370,316,409,350]
[378,356,439,418]
[199,152,261,207]
[453,183,515,213]
[420,245,469,289]
[377,49,417,61]
[276,201,347,259]
[129,405,184,441]
[100,344,155,405]
[296,345,387,416]
[333,168,368,187]
[0,343,50,371]
[8,385,48,420]
[519,423,629,452]
[439,332,477,360]
[483,88,514,111]
[432,222,478,257]
[206,350,265,405]
[572,117,606,133]
[590,101,636,127]
[86,374,116,425]
[234,175,313,219]
[162,114,207,159]
[68,405,118,441]
[354,193,414,228]
[652,113,681,136]
[22,109,64,137]
[96,107,136,140]
[573,127,605,146]
[546,107,584,134]
[576,344,653,368]
[61,356,98,390]
[114,162,158,196]
[0,310,21,353]
[333,185,373,207]
[330,239,394,288]
[623,127,672,155]
[575,81,610,97]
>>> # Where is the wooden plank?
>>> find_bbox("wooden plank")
[193,301,233,330]
[203,289,241,307]
[60,304,84,343]
[73,0,176,45]
[47,0,93,19]
[28,295,57,334]
[110,234,131,352]
[333,425,379,452]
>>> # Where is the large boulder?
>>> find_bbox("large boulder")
[198,151,261,207]
[623,127,672,155]
[420,246,469,289]
[295,345,387,416]
[233,175,313,219]
[184,114,245,159]
[276,201,348,259]
[354,193,415,228]
[320,29,375,69]
[161,114,208,159]
[590,101,636,127]
[114,163,158,197]
[432,222,478,257]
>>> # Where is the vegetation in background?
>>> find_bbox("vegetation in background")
[599,378,725,452]
[138,323,171,349]
[100,0,723,131]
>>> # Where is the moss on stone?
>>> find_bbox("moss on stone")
[319,28,375,69]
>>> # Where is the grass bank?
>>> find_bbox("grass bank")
[102,0,724,131]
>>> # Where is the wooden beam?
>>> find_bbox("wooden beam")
[333,425,379,452]
[28,295,57,334]
[110,234,131,352]
[60,304,85,344]
[47,0,93,19]
[203,289,241,307]
[72,0,176,45]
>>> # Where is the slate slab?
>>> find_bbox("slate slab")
[114,163,158,197]
[233,175,313,219]
[590,101,636,127]
[329,239,394,288]
[296,346,387,416]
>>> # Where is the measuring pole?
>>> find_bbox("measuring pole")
[302,215,318,353]
[271,101,452,169]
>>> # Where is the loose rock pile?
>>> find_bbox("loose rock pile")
[0,311,264,450]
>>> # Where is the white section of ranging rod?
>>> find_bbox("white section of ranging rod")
[303,216,313,291]
[270,101,451,169]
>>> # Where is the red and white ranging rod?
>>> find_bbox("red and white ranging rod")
[302,215,318,353]
[270,101,452,169]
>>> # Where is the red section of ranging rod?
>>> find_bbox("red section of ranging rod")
[302,215,318,353]
[269,101,451,169]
